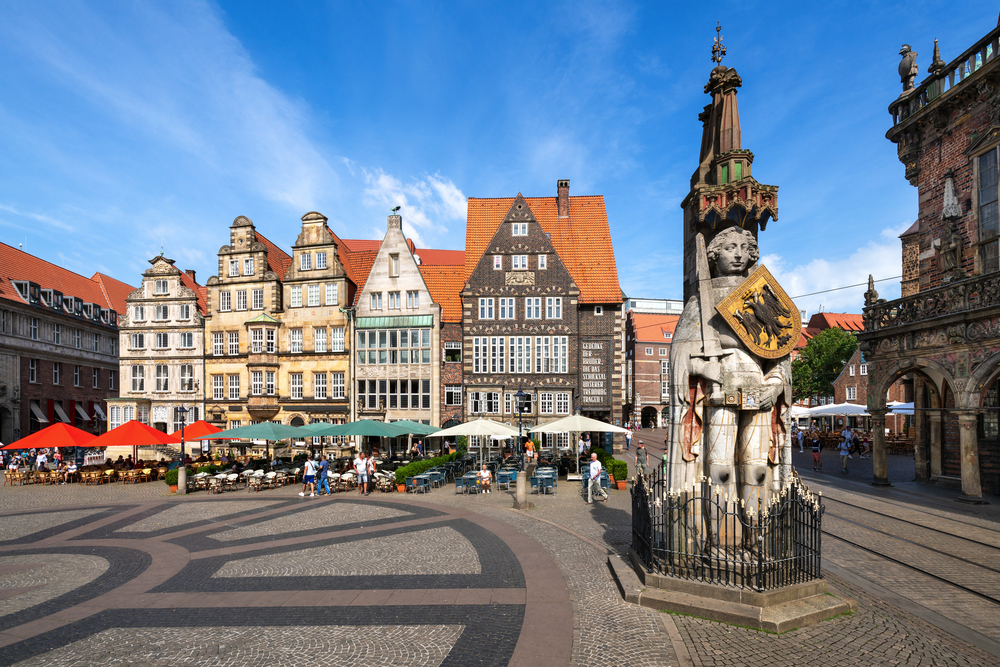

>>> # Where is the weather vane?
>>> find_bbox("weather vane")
[711,22,726,65]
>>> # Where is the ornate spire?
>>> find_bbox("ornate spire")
[711,23,726,65]
[928,38,945,75]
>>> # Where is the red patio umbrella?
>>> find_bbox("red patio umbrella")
[169,420,222,440]
[89,421,182,463]
[2,422,97,450]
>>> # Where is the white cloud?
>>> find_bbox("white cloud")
[0,202,74,232]
[361,168,467,246]
[763,222,910,316]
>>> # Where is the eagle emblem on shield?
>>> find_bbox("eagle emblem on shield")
[716,265,801,360]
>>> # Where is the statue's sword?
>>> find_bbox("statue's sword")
[690,233,731,415]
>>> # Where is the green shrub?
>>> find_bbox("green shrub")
[293,452,309,462]
[164,467,194,486]
[195,465,220,475]
[456,436,468,457]
[395,452,459,485]
[588,447,628,482]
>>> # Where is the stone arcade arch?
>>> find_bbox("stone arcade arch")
[640,406,659,429]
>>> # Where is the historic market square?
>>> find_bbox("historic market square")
[2,3,1000,666]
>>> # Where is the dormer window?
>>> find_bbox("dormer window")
[63,298,74,314]
[12,281,28,301]
[512,223,527,236]
[40,289,53,307]
[154,279,168,295]
[82,303,93,319]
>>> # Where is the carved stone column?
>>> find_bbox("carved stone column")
[957,411,982,498]
[927,411,943,478]
[870,409,890,487]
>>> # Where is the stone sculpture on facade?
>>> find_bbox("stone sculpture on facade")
[899,44,919,93]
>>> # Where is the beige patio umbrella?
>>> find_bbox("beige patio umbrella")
[426,418,519,465]
[529,414,629,473]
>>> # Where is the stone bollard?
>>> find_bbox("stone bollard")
[513,462,535,510]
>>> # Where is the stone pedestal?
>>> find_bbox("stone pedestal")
[513,463,535,510]
[177,465,186,496]
[870,410,891,487]
[957,412,982,498]
[928,411,943,478]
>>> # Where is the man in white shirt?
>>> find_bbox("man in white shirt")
[355,452,369,495]
[587,453,608,504]
[299,454,318,497]
[36,451,48,471]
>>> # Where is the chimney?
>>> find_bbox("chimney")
[557,179,570,218]
[185,269,196,283]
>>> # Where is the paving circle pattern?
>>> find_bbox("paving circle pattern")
[0,496,570,666]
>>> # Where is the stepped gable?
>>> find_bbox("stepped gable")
[465,194,620,304]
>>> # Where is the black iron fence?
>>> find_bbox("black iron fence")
[632,468,824,592]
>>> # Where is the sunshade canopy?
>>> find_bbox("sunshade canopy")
[170,420,223,439]
[804,403,870,417]
[528,414,630,434]
[89,421,182,448]
[2,422,98,450]
[427,418,519,439]
[387,420,441,436]
[889,402,914,415]
[304,420,412,438]
[187,422,303,441]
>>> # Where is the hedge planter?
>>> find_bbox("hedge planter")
[169,484,178,493]
[397,483,406,493]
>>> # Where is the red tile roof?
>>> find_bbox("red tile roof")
[339,239,382,252]
[345,249,379,307]
[630,313,680,343]
[465,195,622,304]
[178,271,207,315]
[806,312,863,333]
[414,248,464,266]
[420,265,465,323]
[255,231,292,279]
[0,242,135,315]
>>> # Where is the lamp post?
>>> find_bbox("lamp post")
[176,406,188,496]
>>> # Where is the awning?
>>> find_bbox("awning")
[93,404,107,420]
[29,403,49,424]
[52,403,72,424]
[356,315,433,329]
[75,403,92,421]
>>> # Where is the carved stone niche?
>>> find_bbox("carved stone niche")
[505,272,535,286]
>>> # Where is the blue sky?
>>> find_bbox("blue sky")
[0,1,992,314]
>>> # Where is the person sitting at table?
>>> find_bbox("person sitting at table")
[56,461,69,484]
[65,461,78,482]
[478,464,492,493]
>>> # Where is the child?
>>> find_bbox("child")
[811,434,822,471]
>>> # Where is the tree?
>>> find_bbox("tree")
[791,328,858,402]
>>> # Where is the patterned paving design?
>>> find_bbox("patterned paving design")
[118,500,282,533]
[0,509,106,542]
[210,503,409,542]
[0,554,108,618]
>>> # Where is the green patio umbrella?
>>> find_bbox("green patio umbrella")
[187,422,304,463]
[305,420,412,456]
[385,420,441,456]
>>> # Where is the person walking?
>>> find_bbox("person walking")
[634,440,648,481]
[625,430,632,451]
[838,436,851,474]
[355,451,368,495]
[299,454,317,497]
[316,455,331,496]
[797,429,804,453]
[365,453,375,495]
[811,433,822,471]
[587,453,608,504]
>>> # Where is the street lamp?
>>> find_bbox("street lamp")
[514,388,526,466]
[176,406,188,496]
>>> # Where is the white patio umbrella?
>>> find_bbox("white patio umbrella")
[529,414,629,473]
[888,402,914,415]
[805,403,870,417]
[426,419,519,466]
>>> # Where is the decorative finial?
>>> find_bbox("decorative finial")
[929,38,945,75]
[711,22,726,65]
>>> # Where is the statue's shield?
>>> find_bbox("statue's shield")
[715,265,801,360]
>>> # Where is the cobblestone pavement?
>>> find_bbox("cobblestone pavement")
[2,468,1000,666]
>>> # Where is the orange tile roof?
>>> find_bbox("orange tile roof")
[255,231,292,279]
[0,242,135,315]
[345,250,379,307]
[339,238,382,252]
[630,313,680,343]
[465,195,622,304]
[414,248,464,266]
[806,312,863,332]
[178,271,207,315]
[420,265,465,322]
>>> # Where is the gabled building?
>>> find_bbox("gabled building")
[461,182,625,452]
[624,312,679,429]
[111,257,206,433]
[0,242,134,441]
[420,255,466,429]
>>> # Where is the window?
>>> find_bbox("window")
[244,258,254,275]
[290,329,303,353]
[849,365,855,377]
[406,290,419,308]
[662,381,670,398]
[131,365,145,392]
[266,371,276,396]
[110,338,116,355]
[229,260,239,277]
[316,251,327,269]
[661,360,669,376]
[535,336,568,373]
[315,328,327,353]
[540,392,554,414]
[180,332,193,348]
[445,341,462,362]
[290,286,302,308]
[219,291,231,312]
[252,289,264,310]
[645,347,653,355]
[155,333,169,349]
[509,336,532,373]
[445,385,462,405]
[155,279,168,294]
[228,374,240,400]
[595,306,604,316]
[51,362,61,385]
[228,331,239,355]
[546,297,562,319]
[493,255,502,270]
[155,365,169,391]
[109,405,120,430]
[478,298,494,319]
[29,318,38,340]
[512,222,527,236]
[556,392,569,414]
[331,372,345,398]
[314,373,327,399]
[236,290,247,311]
[538,254,547,269]
[213,332,224,355]
[52,323,61,344]
[499,298,515,319]
[980,148,1000,272]
[28,359,37,383]
[326,284,338,306]
[390,254,399,277]
[92,368,99,388]
[860,363,868,376]
[251,328,263,353]
[301,284,317,307]
[331,327,345,352]
[512,255,528,270]
[847,386,857,401]
[370,292,382,310]
[133,305,145,321]
[300,253,312,271]
[74,329,81,348]
[266,329,275,353]
[180,364,194,391]
[252,370,263,396]
[290,373,303,399]
[388,291,401,309]
[92,333,100,351]
[108,370,115,390]
[525,298,541,319]
[659,348,667,356]
[131,333,145,349]
[213,375,224,400]
[180,304,191,320]
[73,365,81,386]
